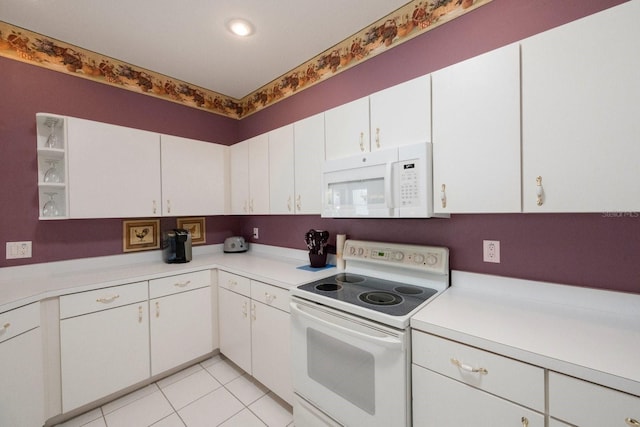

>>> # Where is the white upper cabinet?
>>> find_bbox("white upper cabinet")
[160,134,227,216]
[324,96,370,160]
[230,134,270,214]
[432,43,521,213]
[369,74,431,148]
[269,124,296,214]
[293,113,325,214]
[521,1,640,212]
[67,117,162,218]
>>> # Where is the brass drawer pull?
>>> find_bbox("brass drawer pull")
[450,358,488,375]
[626,418,640,427]
[96,294,119,304]
[174,280,191,288]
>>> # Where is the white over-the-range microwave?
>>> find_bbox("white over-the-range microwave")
[321,142,447,218]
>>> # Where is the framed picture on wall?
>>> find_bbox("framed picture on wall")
[177,217,206,245]
[122,219,160,252]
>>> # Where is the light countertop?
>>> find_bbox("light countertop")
[0,244,337,313]
[411,270,640,397]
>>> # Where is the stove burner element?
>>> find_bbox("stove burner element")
[394,286,424,295]
[334,273,365,284]
[315,283,343,292]
[359,291,403,306]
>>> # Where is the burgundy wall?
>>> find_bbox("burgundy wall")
[0,57,242,267]
[2,0,638,295]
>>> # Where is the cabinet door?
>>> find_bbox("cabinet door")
[150,287,213,376]
[432,43,521,213]
[0,328,45,427]
[218,287,251,373]
[251,301,293,405]
[324,96,370,160]
[160,135,227,216]
[370,75,431,150]
[521,1,640,212]
[412,366,544,427]
[230,140,250,214]
[248,133,270,214]
[60,302,150,412]
[269,124,295,214]
[67,117,161,218]
[294,113,325,214]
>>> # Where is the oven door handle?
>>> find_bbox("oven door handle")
[290,301,404,350]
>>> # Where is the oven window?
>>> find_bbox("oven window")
[307,328,375,414]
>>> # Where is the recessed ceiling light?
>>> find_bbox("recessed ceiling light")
[227,18,254,37]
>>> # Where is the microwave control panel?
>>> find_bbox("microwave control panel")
[396,160,420,207]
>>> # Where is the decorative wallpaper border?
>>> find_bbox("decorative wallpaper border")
[0,0,491,120]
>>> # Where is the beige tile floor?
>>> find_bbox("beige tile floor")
[56,355,294,427]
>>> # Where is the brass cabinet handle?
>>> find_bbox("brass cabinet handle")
[166,199,171,214]
[287,196,292,212]
[440,184,447,208]
[521,417,529,427]
[138,305,143,323]
[359,132,365,152]
[155,301,160,318]
[96,294,119,304]
[242,301,247,318]
[450,358,488,375]
[251,302,256,321]
[1,322,10,332]
[536,176,544,206]
[152,200,157,214]
[375,127,381,148]
[626,418,640,427]
[296,194,301,210]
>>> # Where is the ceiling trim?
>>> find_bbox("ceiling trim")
[0,0,492,120]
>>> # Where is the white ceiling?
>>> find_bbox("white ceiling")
[0,0,410,99]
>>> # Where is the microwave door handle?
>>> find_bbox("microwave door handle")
[385,162,394,209]
[290,301,403,350]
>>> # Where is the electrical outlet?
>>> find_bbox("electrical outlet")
[6,241,32,259]
[483,240,500,263]
[253,227,259,239]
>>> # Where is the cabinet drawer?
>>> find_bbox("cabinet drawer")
[149,270,210,299]
[251,281,290,313]
[412,331,544,411]
[218,270,251,297]
[60,281,148,319]
[549,372,640,427]
[0,302,40,344]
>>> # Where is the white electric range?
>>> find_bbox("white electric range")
[290,239,449,427]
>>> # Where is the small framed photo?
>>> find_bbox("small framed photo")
[177,217,206,245]
[123,219,161,252]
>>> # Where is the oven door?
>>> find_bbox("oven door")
[290,297,410,427]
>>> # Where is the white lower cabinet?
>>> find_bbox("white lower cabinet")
[218,272,293,404]
[60,295,150,412]
[0,303,45,427]
[412,331,544,427]
[548,372,640,427]
[149,271,214,376]
[413,367,544,427]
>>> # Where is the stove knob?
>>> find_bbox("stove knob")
[393,252,405,261]
[426,254,438,266]
[414,253,425,264]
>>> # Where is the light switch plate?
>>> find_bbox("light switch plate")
[483,240,500,263]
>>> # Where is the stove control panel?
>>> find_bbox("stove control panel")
[343,240,449,274]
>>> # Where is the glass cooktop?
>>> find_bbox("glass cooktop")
[297,273,438,316]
